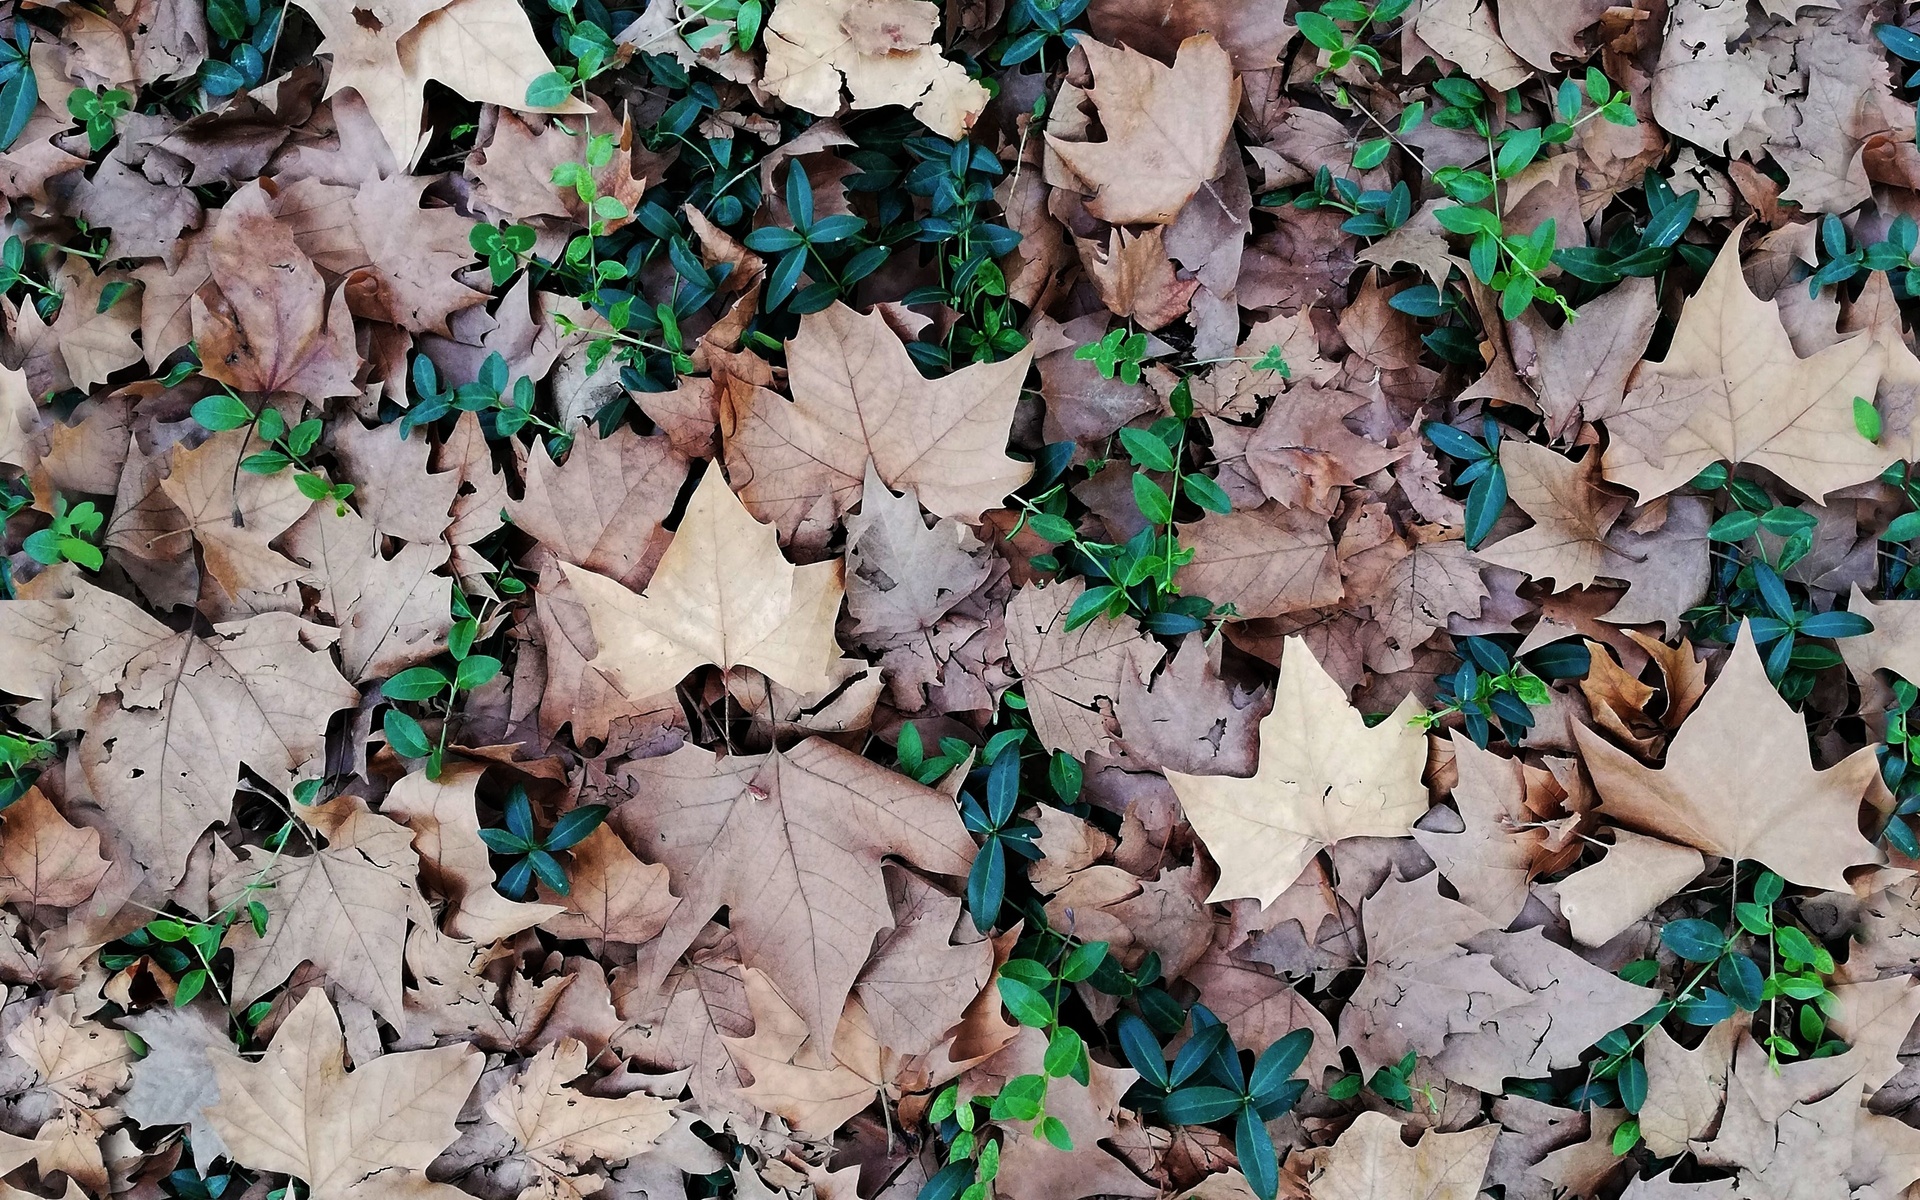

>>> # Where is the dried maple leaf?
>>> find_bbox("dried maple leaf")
[120,1006,238,1163]
[215,797,423,1032]
[1313,1111,1497,1200]
[843,464,990,645]
[1600,223,1890,503]
[483,1037,676,1200]
[0,565,175,732]
[1165,635,1427,906]
[760,0,989,138]
[289,0,589,160]
[613,737,974,1047]
[1073,226,1198,331]
[1045,35,1240,226]
[282,503,453,683]
[1175,503,1341,620]
[854,867,993,1059]
[49,265,143,391]
[0,788,109,909]
[723,968,891,1137]
[208,989,482,1200]
[1208,385,1405,516]
[383,764,564,944]
[1554,829,1705,947]
[561,467,845,698]
[726,302,1033,539]
[1004,579,1165,759]
[190,183,362,400]
[1512,276,1659,437]
[509,424,687,591]
[1476,441,1630,591]
[1413,734,1550,928]
[1574,623,1881,890]
[536,825,676,946]
[6,994,133,1192]
[80,612,360,887]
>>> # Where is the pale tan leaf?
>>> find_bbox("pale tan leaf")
[208,989,481,1200]
[1166,635,1427,906]
[562,468,845,697]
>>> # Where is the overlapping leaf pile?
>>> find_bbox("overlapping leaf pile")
[14,0,1920,1197]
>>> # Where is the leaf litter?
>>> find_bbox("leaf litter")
[13,0,1920,1198]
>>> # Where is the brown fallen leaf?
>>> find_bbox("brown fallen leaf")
[1166,635,1427,906]
[1174,503,1341,620]
[614,737,974,1046]
[1574,623,1881,890]
[561,467,845,698]
[208,988,482,1200]
[508,423,687,591]
[536,825,676,946]
[1413,734,1550,928]
[723,967,890,1137]
[80,612,360,887]
[289,0,588,161]
[760,0,989,138]
[6,994,133,1193]
[727,302,1034,539]
[1554,829,1705,947]
[1600,223,1890,503]
[383,764,565,944]
[0,789,109,910]
[1312,1111,1498,1200]
[483,1037,677,1199]
[216,797,423,1032]
[1045,35,1240,226]
[1005,579,1166,759]
[190,182,362,400]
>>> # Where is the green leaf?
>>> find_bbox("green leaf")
[1043,1027,1085,1078]
[383,709,432,758]
[1775,925,1821,969]
[1611,1117,1640,1155]
[191,394,254,432]
[175,968,209,1007]
[454,654,502,692]
[1037,1115,1073,1151]
[525,71,574,107]
[1295,11,1347,51]
[1118,427,1176,472]
[1059,941,1109,982]
[1132,473,1173,524]
[1049,751,1083,802]
[1660,917,1725,962]
[990,1073,1048,1122]
[1856,396,1883,442]
[1181,472,1232,514]
[996,977,1054,1027]
[1434,204,1500,236]
[384,666,451,701]
[1708,510,1761,542]
[1352,137,1391,170]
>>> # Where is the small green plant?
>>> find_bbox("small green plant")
[1553,171,1705,288]
[67,86,132,153]
[743,163,877,311]
[470,222,538,288]
[1421,416,1506,548]
[381,645,504,780]
[23,495,104,571]
[1283,168,1415,240]
[1117,1008,1312,1199]
[1326,1050,1442,1113]
[955,741,1045,932]
[1412,635,1589,748]
[993,0,1089,66]
[1294,0,1415,79]
[190,393,358,516]
[1592,867,1843,1153]
[0,731,52,808]
[478,786,609,898]
[922,934,1127,1200]
[0,19,37,153]
[404,351,570,448]
[1009,380,1230,634]
[1073,327,1150,384]
[201,0,284,96]
[1686,464,1873,700]
[1877,678,1920,855]
[525,0,623,104]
